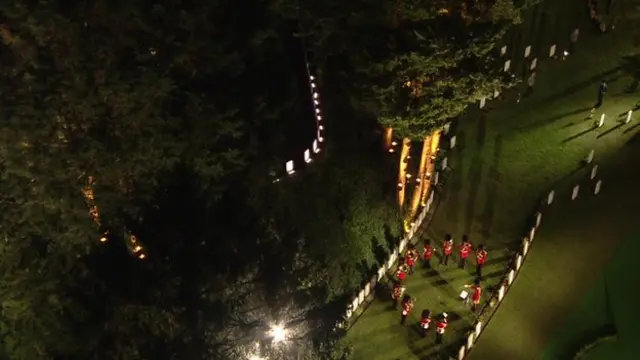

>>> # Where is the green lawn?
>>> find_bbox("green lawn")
[344,1,640,359]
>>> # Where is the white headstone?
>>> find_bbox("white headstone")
[626,110,633,124]
[434,172,440,186]
[467,333,475,350]
[346,308,352,319]
[498,285,506,301]
[377,267,385,280]
[508,269,515,285]
[286,160,295,174]
[313,139,320,153]
[494,89,500,98]
[458,346,466,360]
[529,227,536,242]
[587,150,595,164]
[547,190,555,205]
[304,149,311,163]
[364,283,371,297]
[475,322,482,337]
[504,60,511,72]
[501,45,507,56]
[443,123,451,134]
[524,45,531,58]
[450,135,457,149]
[572,185,580,200]
[480,97,486,108]
[549,44,557,57]
[442,157,448,170]
[358,289,365,304]
[352,297,359,312]
[535,212,542,228]
[516,255,523,271]
[523,239,530,255]
[598,114,605,127]
[595,180,602,195]
[590,165,598,180]
[370,275,377,290]
[399,238,407,254]
[530,58,538,71]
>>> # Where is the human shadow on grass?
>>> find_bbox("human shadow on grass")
[515,107,592,133]
[407,312,467,359]
[538,65,624,105]
[623,122,640,134]
[596,121,626,138]
[478,135,503,238]
[464,115,488,235]
[563,126,594,143]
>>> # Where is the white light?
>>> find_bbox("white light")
[312,140,319,153]
[309,75,315,81]
[249,355,264,360]
[313,92,318,99]
[318,136,324,143]
[316,115,322,121]
[270,325,287,343]
[314,100,319,105]
[315,108,320,114]
[318,125,324,130]
[564,50,569,56]
[311,83,316,88]
[285,160,295,175]
[304,149,311,163]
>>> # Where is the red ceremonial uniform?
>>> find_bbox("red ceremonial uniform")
[402,300,413,316]
[460,242,472,259]
[420,316,431,329]
[471,285,482,304]
[443,240,453,256]
[436,319,448,334]
[405,250,416,267]
[396,265,407,281]
[392,284,403,300]
[423,245,434,260]
[477,249,488,265]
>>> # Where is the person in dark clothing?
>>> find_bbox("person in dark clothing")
[591,80,608,112]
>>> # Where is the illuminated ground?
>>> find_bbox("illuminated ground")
[344,2,640,359]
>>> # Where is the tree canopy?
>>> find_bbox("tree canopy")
[0,0,399,359]
[283,0,524,138]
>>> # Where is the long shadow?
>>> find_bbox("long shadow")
[539,65,624,105]
[440,131,465,225]
[563,126,594,143]
[479,135,503,238]
[464,116,487,235]
[623,122,640,134]
[515,107,592,133]
[428,270,461,300]
[596,122,626,138]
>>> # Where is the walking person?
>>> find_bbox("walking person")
[458,235,472,269]
[391,281,404,309]
[441,234,453,266]
[396,258,409,282]
[476,244,488,278]
[405,244,419,274]
[423,239,435,269]
[591,80,608,113]
[464,279,483,312]
[400,295,414,325]
[419,309,432,337]
[435,313,449,344]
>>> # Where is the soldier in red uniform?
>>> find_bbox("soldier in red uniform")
[405,244,419,274]
[441,234,454,266]
[459,235,472,269]
[391,281,405,308]
[423,239,435,269]
[435,313,449,344]
[476,244,488,277]
[419,309,432,337]
[400,295,414,325]
[465,279,483,312]
[396,258,409,282]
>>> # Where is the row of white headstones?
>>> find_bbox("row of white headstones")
[280,72,325,179]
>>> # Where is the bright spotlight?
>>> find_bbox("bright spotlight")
[270,324,287,343]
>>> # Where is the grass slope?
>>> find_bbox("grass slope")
[345,1,640,358]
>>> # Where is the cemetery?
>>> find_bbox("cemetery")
[343,0,640,359]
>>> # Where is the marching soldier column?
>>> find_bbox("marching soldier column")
[391,233,489,345]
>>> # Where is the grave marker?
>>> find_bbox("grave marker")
[523,239,530,256]
[530,58,538,71]
[480,97,486,108]
[547,190,555,205]
[443,123,450,134]
[358,289,365,304]
[364,283,371,297]
[524,45,531,58]
[501,45,507,56]
[434,172,440,186]
[598,114,605,127]
[535,212,542,228]
[508,269,515,285]
[572,185,580,200]
[626,110,633,124]
[595,180,602,195]
[529,227,536,242]
[467,333,475,349]
[286,160,295,174]
[442,157,448,170]
[504,60,511,72]
[450,135,457,149]
[352,297,359,313]
[370,275,377,290]
[498,285,506,301]
[590,165,598,180]
[516,255,523,270]
[587,150,595,164]
[475,322,482,338]
[549,44,557,57]
[458,346,466,360]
